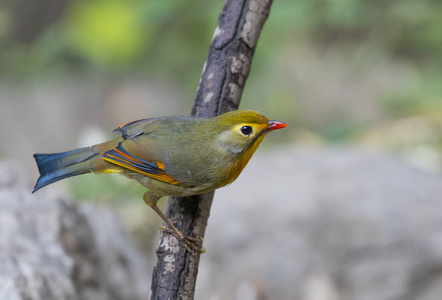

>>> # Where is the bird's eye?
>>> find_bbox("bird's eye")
[240,126,253,136]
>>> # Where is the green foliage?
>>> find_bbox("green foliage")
[65,0,149,68]
[2,0,442,75]
[0,0,220,77]
[264,0,442,65]
[1,0,442,145]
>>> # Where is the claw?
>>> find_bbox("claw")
[159,226,205,255]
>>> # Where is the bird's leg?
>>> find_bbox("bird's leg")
[151,205,205,255]
[143,192,205,255]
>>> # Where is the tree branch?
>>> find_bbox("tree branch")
[150,0,273,299]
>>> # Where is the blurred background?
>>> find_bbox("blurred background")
[2,0,442,175]
[1,0,442,299]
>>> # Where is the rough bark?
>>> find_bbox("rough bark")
[150,0,273,299]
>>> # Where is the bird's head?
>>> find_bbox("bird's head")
[212,110,287,155]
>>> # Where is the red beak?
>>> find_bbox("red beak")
[267,120,288,131]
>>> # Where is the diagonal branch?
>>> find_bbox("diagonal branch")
[150,0,273,299]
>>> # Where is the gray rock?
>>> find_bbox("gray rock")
[197,148,442,300]
[0,162,151,300]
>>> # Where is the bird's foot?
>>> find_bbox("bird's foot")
[159,226,206,256]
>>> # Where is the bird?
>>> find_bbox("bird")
[32,110,287,254]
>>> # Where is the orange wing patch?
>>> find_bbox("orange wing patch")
[102,144,178,184]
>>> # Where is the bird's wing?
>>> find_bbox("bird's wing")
[102,117,182,184]
[102,141,178,184]
[113,117,168,139]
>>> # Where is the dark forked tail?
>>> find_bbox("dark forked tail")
[33,146,99,193]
